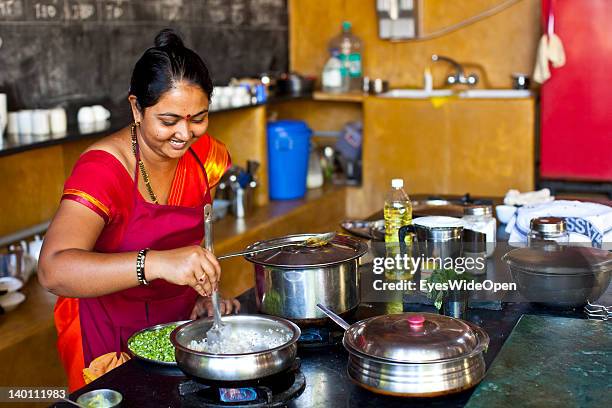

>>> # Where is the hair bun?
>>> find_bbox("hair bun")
[154,29,185,49]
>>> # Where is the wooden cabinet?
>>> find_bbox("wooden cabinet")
[347,96,535,217]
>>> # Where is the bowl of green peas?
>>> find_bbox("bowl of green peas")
[127,321,189,366]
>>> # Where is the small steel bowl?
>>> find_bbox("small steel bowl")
[76,389,122,407]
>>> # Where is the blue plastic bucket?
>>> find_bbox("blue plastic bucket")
[267,120,312,200]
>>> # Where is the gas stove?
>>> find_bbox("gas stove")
[178,360,306,407]
[297,326,344,349]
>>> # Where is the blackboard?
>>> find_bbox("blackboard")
[0,0,288,117]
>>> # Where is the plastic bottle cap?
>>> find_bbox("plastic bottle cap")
[342,21,352,31]
[391,179,404,188]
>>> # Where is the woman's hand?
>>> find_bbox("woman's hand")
[190,296,241,320]
[146,246,220,297]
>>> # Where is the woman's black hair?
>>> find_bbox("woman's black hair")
[129,29,213,110]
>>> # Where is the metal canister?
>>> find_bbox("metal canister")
[398,216,465,271]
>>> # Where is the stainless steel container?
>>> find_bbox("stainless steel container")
[76,389,122,407]
[318,308,489,397]
[344,313,488,396]
[127,320,189,366]
[245,234,368,323]
[399,216,465,261]
[171,315,300,381]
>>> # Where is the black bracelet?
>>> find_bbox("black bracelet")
[136,249,149,286]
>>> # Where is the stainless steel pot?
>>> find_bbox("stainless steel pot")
[503,246,612,308]
[171,315,300,381]
[245,234,368,323]
[318,306,489,397]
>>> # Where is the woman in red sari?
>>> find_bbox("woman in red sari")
[38,29,238,391]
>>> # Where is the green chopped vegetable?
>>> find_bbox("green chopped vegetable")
[128,324,178,362]
[425,269,473,310]
[85,394,111,408]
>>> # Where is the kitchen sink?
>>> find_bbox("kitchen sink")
[380,89,454,99]
[379,89,532,99]
[458,89,532,98]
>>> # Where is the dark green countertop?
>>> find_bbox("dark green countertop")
[466,314,611,408]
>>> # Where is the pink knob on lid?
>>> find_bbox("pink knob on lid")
[408,315,425,329]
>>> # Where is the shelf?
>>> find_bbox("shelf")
[0,95,312,158]
[312,91,365,103]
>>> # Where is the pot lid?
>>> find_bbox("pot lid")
[245,233,368,267]
[503,246,612,276]
[413,216,465,229]
[344,313,487,363]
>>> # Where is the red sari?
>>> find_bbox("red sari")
[54,133,230,391]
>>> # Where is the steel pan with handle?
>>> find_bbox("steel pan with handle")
[170,315,300,381]
[317,304,489,397]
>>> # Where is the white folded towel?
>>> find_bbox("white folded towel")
[504,188,554,206]
[506,200,612,247]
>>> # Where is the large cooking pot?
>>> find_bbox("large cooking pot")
[245,233,368,324]
[318,305,489,397]
[503,246,612,308]
[171,315,300,381]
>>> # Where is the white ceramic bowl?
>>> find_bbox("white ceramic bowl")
[0,291,26,312]
[0,277,23,293]
[495,205,517,224]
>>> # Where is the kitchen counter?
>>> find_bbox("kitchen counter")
[50,288,589,408]
[466,315,610,408]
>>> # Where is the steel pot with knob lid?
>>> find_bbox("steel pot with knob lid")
[245,233,368,325]
[318,305,490,397]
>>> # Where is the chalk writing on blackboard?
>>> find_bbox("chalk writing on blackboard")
[102,0,124,21]
[0,0,288,113]
[231,0,246,26]
[63,0,96,22]
[0,0,25,20]
[207,0,228,24]
[33,0,61,21]
[250,0,285,27]
[159,0,184,22]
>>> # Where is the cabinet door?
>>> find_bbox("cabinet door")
[356,98,535,217]
[447,100,535,195]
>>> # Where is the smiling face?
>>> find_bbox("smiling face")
[129,81,210,160]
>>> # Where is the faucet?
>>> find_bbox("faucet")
[431,55,478,86]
